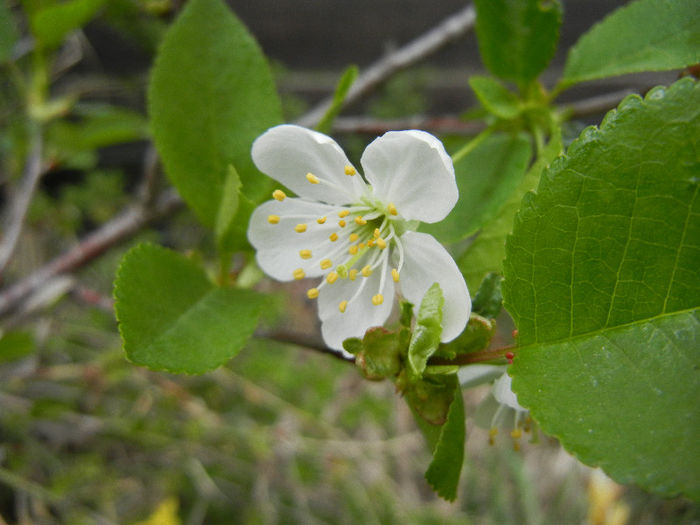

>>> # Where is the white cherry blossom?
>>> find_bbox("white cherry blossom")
[247,124,471,351]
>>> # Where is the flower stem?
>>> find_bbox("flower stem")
[450,127,494,164]
[428,345,515,366]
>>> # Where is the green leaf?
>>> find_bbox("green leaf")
[114,243,267,374]
[474,0,562,84]
[424,376,465,501]
[560,0,700,88]
[0,0,18,62]
[149,0,282,231]
[31,0,106,49]
[0,331,35,364]
[215,165,242,255]
[407,283,444,379]
[471,272,503,319]
[469,75,522,120]
[458,126,561,290]
[348,327,404,381]
[503,78,700,499]
[315,65,358,135]
[424,132,532,243]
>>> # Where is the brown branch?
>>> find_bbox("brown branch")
[0,190,182,317]
[258,329,356,364]
[563,88,638,119]
[295,4,476,128]
[428,345,515,366]
[331,116,486,135]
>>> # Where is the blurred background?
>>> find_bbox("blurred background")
[0,1,697,523]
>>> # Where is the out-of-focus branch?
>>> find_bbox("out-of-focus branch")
[0,131,44,276]
[259,330,355,363]
[563,88,637,118]
[331,116,486,135]
[0,189,182,318]
[295,4,476,128]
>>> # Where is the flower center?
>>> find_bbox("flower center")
[267,168,411,314]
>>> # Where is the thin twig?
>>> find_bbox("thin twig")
[0,131,44,276]
[258,330,356,363]
[429,345,515,366]
[563,88,638,119]
[0,190,182,317]
[295,4,476,128]
[331,115,486,135]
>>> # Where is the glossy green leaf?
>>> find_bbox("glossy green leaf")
[0,331,35,364]
[471,272,503,319]
[315,65,358,135]
[0,0,18,62]
[424,376,465,502]
[424,133,531,243]
[114,243,267,374]
[469,75,522,120]
[31,0,106,49]
[149,0,282,230]
[407,283,444,379]
[504,78,700,499]
[561,0,700,88]
[458,126,561,290]
[474,0,562,84]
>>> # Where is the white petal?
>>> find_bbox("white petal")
[318,263,395,350]
[248,198,345,281]
[458,364,505,388]
[493,373,526,413]
[252,125,367,205]
[397,231,470,342]
[361,130,458,223]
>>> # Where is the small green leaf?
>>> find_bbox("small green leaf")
[424,376,465,501]
[315,65,358,135]
[504,78,700,499]
[215,165,242,255]
[350,327,404,381]
[472,272,503,319]
[458,125,562,290]
[0,0,18,62]
[561,0,700,88]
[403,374,457,427]
[424,132,532,243]
[408,283,444,379]
[31,0,106,49]
[469,75,522,120]
[474,0,562,84]
[114,243,267,374]
[435,314,496,359]
[0,331,35,364]
[149,0,282,230]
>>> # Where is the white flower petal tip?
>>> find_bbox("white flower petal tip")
[361,130,458,223]
[247,126,466,350]
[493,373,527,413]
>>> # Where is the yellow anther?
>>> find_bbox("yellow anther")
[358,242,365,249]
[320,258,333,270]
[367,239,376,247]
[354,216,367,225]
[348,245,358,255]
[272,189,286,201]
[293,268,305,280]
[344,165,356,176]
[349,269,358,280]
[361,265,372,277]
[338,210,350,218]
[349,233,359,242]
[295,223,307,233]
[317,216,327,224]
[299,249,312,259]
[338,220,346,227]
[307,288,319,299]
[339,300,348,313]
[329,232,339,242]
[336,265,348,278]
[326,271,339,284]
[376,237,387,249]
[267,214,280,224]
[388,202,398,216]
[373,228,380,238]
[371,294,384,305]
[392,268,400,282]
[306,172,320,184]
[510,429,522,439]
